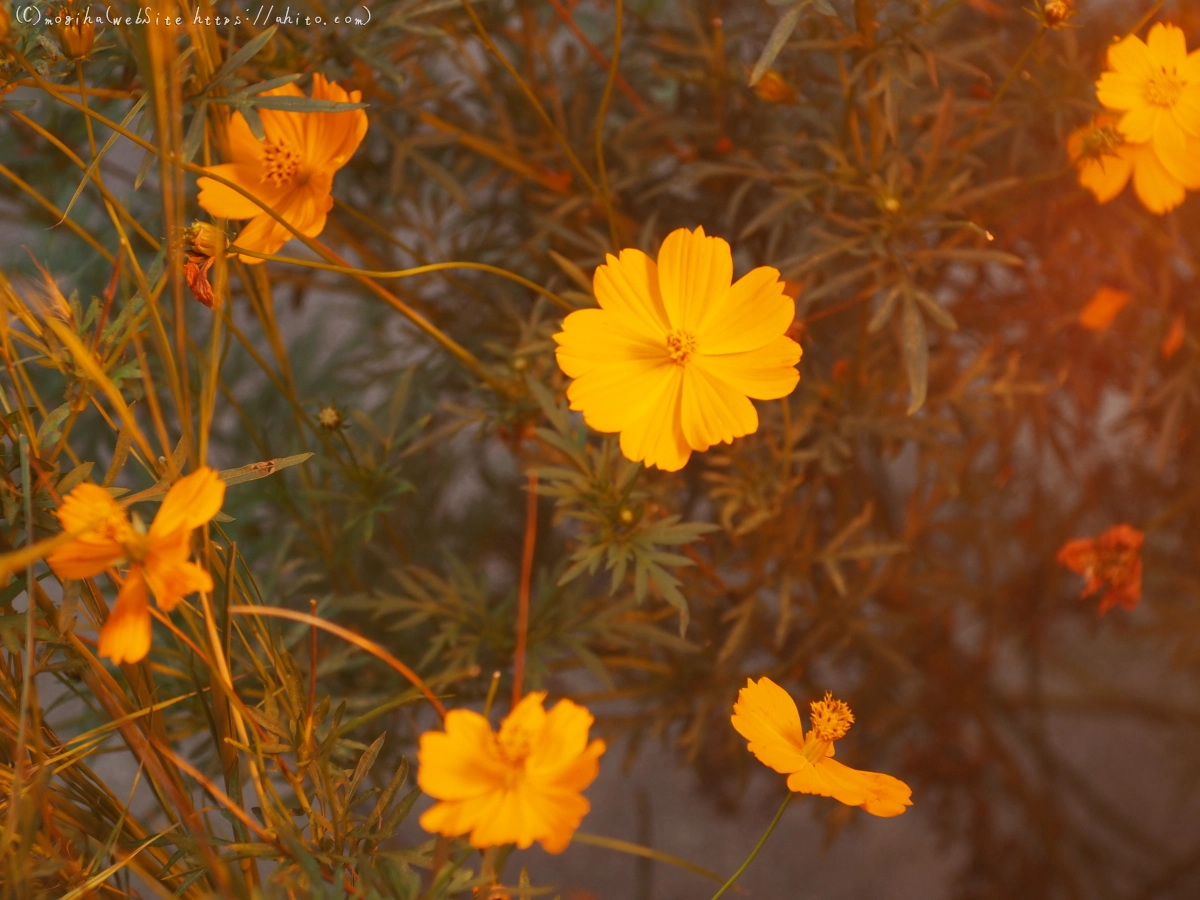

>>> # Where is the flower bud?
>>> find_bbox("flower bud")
[0,4,11,45]
[1041,0,1071,27]
[317,405,344,430]
[183,221,226,258]
[53,6,95,60]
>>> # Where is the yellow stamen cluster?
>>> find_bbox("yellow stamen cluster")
[262,138,303,187]
[666,330,697,364]
[809,691,855,742]
[1144,67,1185,108]
[496,717,535,767]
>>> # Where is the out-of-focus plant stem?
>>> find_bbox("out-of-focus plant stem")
[512,470,539,708]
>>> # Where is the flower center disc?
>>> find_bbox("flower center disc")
[262,138,303,187]
[496,723,534,768]
[666,330,698,364]
[1145,67,1185,108]
[809,692,855,742]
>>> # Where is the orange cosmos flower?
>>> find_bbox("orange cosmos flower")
[417,692,606,853]
[731,677,912,817]
[1057,524,1144,615]
[47,468,226,664]
[1067,117,1196,215]
[1096,24,1200,178]
[196,74,367,263]
[554,227,802,472]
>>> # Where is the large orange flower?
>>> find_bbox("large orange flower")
[1096,24,1200,177]
[731,677,912,817]
[417,692,606,853]
[47,468,226,664]
[554,227,802,472]
[196,74,367,263]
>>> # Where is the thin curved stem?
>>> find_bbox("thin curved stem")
[511,470,539,708]
[228,605,447,719]
[709,792,794,900]
[228,247,575,312]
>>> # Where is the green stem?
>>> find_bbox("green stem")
[709,792,793,900]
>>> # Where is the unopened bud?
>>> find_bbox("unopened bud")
[53,6,95,60]
[1042,0,1071,27]
[184,221,226,258]
[317,405,344,430]
[619,508,635,525]
[0,4,11,45]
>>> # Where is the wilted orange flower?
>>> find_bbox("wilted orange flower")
[47,468,226,664]
[554,227,802,472]
[1057,524,1144,615]
[418,692,606,852]
[183,222,225,308]
[1067,117,1193,215]
[1078,286,1132,331]
[1096,24,1200,178]
[196,74,367,263]
[731,677,912,817]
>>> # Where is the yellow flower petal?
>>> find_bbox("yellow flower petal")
[417,709,508,801]
[1130,142,1186,214]
[787,757,913,818]
[527,698,595,773]
[225,111,264,166]
[656,226,733,335]
[592,248,672,342]
[306,74,369,169]
[98,568,152,665]
[1095,72,1147,112]
[197,165,288,220]
[680,364,758,452]
[695,336,802,400]
[1146,22,1187,69]
[1105,34,1153,83]
[696,265,796,355]
[144,555,213,612]
[617,364,691,471]
[47,483,131,579]
[730,677,810,775]
[566,358,675,434]
[1119,104,1159,145]
[555,308,666,379]
[1075,150,1134,204]
[150,467,225,539]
